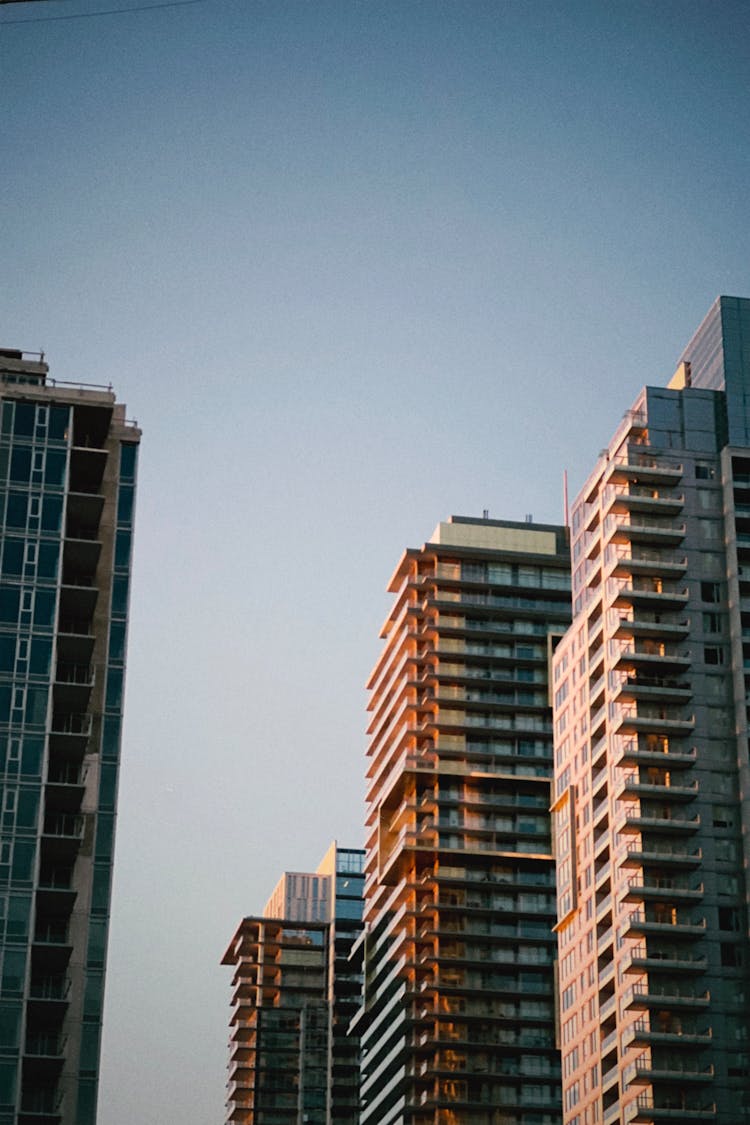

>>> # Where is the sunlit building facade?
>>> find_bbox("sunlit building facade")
[354,516,570,1125]
[222,842,364,1125]
[552,296,750,1125]
[0,349,140,1124]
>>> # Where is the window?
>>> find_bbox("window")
[719,907,741,931]
[697,488,719,510]
[721,942,743,967]
[704,646,725,665]
[701,581,721,602]
[713,805,735,829]
[698,519,720,542]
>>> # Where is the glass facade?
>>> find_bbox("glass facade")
[678,295,750,446]
[0,350,140,1125]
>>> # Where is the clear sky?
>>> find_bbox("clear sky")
[2,0,750,1121]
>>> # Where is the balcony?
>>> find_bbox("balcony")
[599,993,616,1023]
[605,490,684,519]
[624,1017,712,1047]
[621,876,703,904]
[607,516,686,547]
[622,944,707,974]
[69,443,107,493]
[615,708,694,736]
[30,922,71,976]
[614,679,692,709]
[43,814,84,841]
[618,809,701,835]
[603,1100,622,1125]
[618,773,698,803]
[617,740,696,770]
[614,646,690,674]
[620,842,702,869]
[631,1094,716,1122]
[613,616,691,642]
[58,580,98,621]
[36,865,76,916]
[630,1059,714,1086]
[46,763,86,789]
[53,667,95,713]
[18,1086,62,1124]
[24,1033,67,1061]
[28,978,71,1005]
[624,910,706,939]
[62,535,101,579]
[610,584,689,612]
[607,457,683,486]
[624,981,710,1011]
[607,548,688,579]
[48,714,91,758]
[44,778,85,829]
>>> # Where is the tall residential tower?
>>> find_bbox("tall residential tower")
[0,350,140,1125]
[354,516,570,1125]
[222,842,364,1125]
[552,297,750,1125]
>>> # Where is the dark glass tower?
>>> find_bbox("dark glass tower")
[0,350,140,1124]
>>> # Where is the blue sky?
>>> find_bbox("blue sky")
[3,1,750,1121]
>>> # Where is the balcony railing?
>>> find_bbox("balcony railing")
[55,664,94,686]
[625,981,709,1008]
[58,619,92,637]
[25,1033,67,1058]
[633,1093,716,1119]
[43,814,85,840]
[624,875,703,900]
[29,977,71,1002]
[622,944,707,972]
[50,714,91,736]
[33,923,70,946]
[622,841,702,864]
[627,1016,712,1044]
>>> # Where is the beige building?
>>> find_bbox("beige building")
[552,298,750,1125]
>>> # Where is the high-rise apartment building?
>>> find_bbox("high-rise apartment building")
[0,350,140,1124]
[552,296,750,1125]
[353,516,570,1125]
[315,843,366,1124]
[224,915,330,1125]
[222,842,364,1125]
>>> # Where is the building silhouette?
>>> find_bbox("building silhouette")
[222,842,364,1125]
[0,349,140,1124]
[353,516,570,1125]
[552,297,750,1124]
